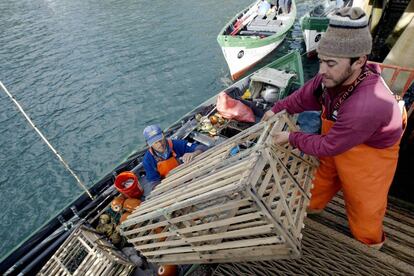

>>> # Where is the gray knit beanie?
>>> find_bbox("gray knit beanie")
[316,7,372,58]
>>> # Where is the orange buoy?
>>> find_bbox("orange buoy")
[157,265,177,276]
[123,198,141,212]
[209,115,218,124]
[120,212,131,223]
[114,171,143,198]
[111,195,126,212]
[154,226,167,242]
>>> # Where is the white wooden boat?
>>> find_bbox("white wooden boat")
[217,0,296,80]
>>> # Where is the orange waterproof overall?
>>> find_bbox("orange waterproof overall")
[149,140,180,178]
[309,108,402,245]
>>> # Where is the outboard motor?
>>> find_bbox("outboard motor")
[261,85,280,103]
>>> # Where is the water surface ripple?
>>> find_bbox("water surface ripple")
[0,0,316,257]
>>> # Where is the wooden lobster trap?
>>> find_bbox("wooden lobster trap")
[38,226,134,276]
[120,112,317,264]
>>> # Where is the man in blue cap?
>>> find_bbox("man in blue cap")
[142,124,205,190]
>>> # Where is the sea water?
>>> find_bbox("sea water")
[0,0,318,258]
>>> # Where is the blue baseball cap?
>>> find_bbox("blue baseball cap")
[143,125,164,146]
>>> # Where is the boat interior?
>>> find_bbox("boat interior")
[308,0,352,17]
[309,0,336,17]
[131,66,301,197]
[2,53,301,274]
[223,2,293,37]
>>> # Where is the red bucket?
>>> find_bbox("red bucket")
[114,171,143,198]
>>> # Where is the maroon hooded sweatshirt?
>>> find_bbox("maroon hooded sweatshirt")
[271,63,403,157]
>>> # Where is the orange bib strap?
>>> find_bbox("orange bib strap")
[157,157,180,178]
[311,110,401,244]
[150,140,180,178]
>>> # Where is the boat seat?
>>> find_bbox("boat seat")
[247,18,282,33]
[239,30,275,36]
[249,18,268,27]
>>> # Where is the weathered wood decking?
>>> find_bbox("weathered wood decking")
[211,194,414,276]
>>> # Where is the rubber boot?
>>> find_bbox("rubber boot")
[368,240,385,250]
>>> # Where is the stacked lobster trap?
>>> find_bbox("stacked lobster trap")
[120,112,317,264]
[38,226,134,275]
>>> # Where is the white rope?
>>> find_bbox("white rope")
[0,81,94,200]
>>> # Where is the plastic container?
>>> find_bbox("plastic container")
[157,265,177,276]
[114,171,143,198]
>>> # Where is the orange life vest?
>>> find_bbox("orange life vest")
[149,139,180,178]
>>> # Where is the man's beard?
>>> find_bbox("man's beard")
[325,66,354,88]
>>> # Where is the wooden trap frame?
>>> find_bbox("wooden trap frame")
[120,112,317,264]
[38,226,134,276]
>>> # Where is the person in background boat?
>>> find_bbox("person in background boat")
[262,7,406,249]
[258,0,271,17]
[142,124,206,192]
[278,0,292,14]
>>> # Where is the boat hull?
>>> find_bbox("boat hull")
[302,28,323,55]
[300,15,329,55]
[220,36,285,80]
[217,0,296,80]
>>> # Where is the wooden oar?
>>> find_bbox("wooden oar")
[236,1,260,25]
[231,10,258,36]
[231,1,260,36]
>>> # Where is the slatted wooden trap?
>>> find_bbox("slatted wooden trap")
[120,112,317,264]
[38,226,134,276]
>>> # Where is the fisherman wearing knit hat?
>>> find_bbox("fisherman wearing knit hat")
[263,7,405,249]
[314,7,373,89]
[317,7,372,58]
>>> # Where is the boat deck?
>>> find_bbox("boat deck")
[210,194,414,275]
